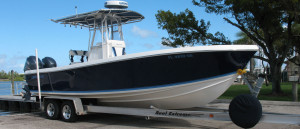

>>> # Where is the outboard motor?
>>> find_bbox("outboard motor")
[42,57,57,68]
[21,85,31,101]
[24,56,43,71]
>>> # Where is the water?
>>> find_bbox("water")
[0,81,25,95]
[0,81,26,116]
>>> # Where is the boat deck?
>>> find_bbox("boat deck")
[0,95,36,102]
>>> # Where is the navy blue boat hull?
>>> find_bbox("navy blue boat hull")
[25,51,255,93]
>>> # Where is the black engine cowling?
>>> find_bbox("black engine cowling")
[24,56,43,71]
[42,57,57,68]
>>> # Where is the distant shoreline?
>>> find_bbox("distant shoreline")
[0,79,25,82]
[0,79,10,82]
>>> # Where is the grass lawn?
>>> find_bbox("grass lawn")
[219,82,300,101]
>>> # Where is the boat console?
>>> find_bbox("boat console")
[51,1,144,63]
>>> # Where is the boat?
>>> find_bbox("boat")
[24,0,258,109]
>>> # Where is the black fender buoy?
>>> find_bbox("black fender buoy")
[0,101,8,110]
[31,102,40,112]
[0,100,4,110]
[19,102,31,113]
[229,94,262,128]
[8,101,20,111]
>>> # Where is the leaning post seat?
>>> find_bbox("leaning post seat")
[69,50,88,63]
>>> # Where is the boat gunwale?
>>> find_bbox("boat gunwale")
[24,45,258,75]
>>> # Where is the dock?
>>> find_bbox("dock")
[0,95,39,113]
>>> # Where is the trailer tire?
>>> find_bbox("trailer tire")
[61,101,77,122]
[44,100,60,120]
[229,94,262,128]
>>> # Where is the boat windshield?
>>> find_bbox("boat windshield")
[91,16,124,47]
[110,25,122,40]
[107,18,123,41]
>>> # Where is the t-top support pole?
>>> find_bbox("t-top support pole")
[35,49,42,109]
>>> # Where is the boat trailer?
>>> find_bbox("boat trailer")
[20,69,299,128]
[39,95,300,129]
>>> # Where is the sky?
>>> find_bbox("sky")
[0,0,240,73]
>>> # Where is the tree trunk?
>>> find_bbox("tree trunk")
[270,63,283,95]
[250,58,255,74]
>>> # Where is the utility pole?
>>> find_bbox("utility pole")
[293,54,300,102]
[292,82,298,101]
[11,70,15,95]
[250,58,255,74]
[290,53,299,102]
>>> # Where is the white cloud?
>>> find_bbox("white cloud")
[0,54,7,64]
[8,55,26,65]
[140,42,172,50]
[0,54,7,72]
[0,54,26,73]
[131,25,158,38]
[143,43,154,49]
[7,64,24,73]
[8,56,26,73]
[160,45,171,49]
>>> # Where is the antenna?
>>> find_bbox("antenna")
[75,6,78,17]
[105,0,128,9]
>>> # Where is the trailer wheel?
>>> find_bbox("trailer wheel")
[44,100,60,120]
[61,101,77,122]
[229,94,262,128]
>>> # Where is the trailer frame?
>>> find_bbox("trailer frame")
[41,96,300,127]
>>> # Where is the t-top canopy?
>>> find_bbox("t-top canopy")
[51,9,144,28]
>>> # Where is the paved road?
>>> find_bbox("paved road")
[0,100,299,129]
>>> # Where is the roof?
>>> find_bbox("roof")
[51,9,144,28]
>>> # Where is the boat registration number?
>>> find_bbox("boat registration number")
[168,54,193,60]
